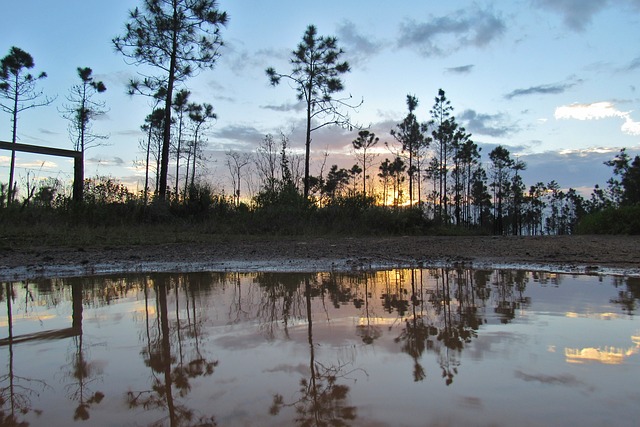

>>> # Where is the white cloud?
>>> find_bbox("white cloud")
[554,101,622,120]
[554,102,640,135]
[621,116,640,135]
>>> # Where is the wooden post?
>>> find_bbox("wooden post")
[0,140,83,202]
[74,152,84,202]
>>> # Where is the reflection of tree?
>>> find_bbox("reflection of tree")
[270,278,358,426]
[381,270,409,316]
[391,269,483,386]
[493,271,530,324]
[1,282,48,426]
[255,273,307,339]
[611,277,640,315]
[395,270,431,381]
[322,273,355,310]
[60,279,104,421]
[434,269,478,385]
[354,273,381,345]
[127,275,217,427]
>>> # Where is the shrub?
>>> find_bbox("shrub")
[576,206,640,234]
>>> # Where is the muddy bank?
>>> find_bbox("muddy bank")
[1,235,639,280]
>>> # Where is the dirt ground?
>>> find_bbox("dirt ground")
[1,234,639,280]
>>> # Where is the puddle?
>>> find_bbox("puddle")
[1,269,639,426]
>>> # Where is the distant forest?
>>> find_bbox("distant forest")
[2,0,639,235]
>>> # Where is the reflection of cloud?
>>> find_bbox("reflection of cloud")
[264,363,309,376]
[514,370,590,388]
[565,311,621,320]
[398,6,505,56]
[554,101,640,135]
[565,346,638,365]
[214,333,263,350]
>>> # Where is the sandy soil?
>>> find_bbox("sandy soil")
[1,235,639,280]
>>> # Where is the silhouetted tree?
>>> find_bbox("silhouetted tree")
[351,130,379,196]
[226,150,250,206]
[113,0,228,200]
[255,134,280,193]
[0,46,54,203]
[60,67,108,202]
[489,146,514,234]
[605,148,640,206]
[139,106,165,203]
[471,167,491,229]
[324,165,350,200]
[391,95,425,206]
[454,137,481,226]
[524,182,547,235]
[172,89,191,199]
[378,158,392,206]
[348,164,362,195]
[450,126,473,226]
[508,157,526,235]
[185,102,215,191]
[266,24,360,199]
[429,89,454,222]
[389,156,406,208]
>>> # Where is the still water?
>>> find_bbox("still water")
[1,269,638,426]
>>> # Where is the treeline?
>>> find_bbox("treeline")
[1,129,639,236]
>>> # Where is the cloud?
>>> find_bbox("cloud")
[459,109,518,137]
[100,70,136,88]
[213,124,265,145]
[532,0,608,31]
[37,128,60,136]
[87,156,125,166]
[504,79,581,99]
[225,47,281,76]
[554,101,640,135]
[445,64,475,74]
[515,147,627,194]
[336,20,385,67]
[114,129,143,137]
[398,6,505,56]
[623,56,640,72]
[17,160,59,170]
[260,101,305,112]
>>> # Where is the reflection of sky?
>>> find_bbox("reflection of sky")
[1,270,638,426]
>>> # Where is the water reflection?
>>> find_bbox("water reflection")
[61,278,105,421]
[1,268,639,426]
[270,277,359,426]
[127,274,218,426]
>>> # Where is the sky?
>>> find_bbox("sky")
[1,0,640,199]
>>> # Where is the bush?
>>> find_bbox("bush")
[576,206,640,234]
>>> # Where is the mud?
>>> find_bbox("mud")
[1,235,639,280]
